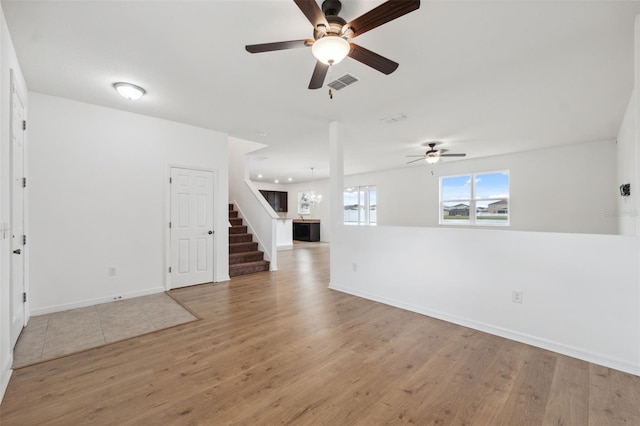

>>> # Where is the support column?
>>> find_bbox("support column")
[329,121,344,285]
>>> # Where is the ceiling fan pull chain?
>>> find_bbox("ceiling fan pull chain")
[329,88,333,99]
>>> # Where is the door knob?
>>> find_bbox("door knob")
[208,230,213,235]
[13,249,21,255]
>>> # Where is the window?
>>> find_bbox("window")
[440,171,509,225]
[344,186,376,225]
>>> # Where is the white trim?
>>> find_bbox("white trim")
[329,282,640,376]
[30,286,165,316]
[165,164,220,290]
[9,69,28,345]
[343,185,376,226]
[0,357,13,403]
[439,170,510,227]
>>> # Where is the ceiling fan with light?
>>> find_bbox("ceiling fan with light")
[245,0,420,89]
[406,142,467,164]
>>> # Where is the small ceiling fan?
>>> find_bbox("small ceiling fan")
[245,0,420,89]
[406,142,467,164]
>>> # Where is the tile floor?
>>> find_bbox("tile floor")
[12,292,198,368]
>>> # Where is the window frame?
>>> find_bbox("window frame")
[344,185,377,226]
[439,170,510,227]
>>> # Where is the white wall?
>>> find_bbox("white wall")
[344,140,618,235]
[330,226,640,374]
[617,90,638,236]
[27,92,229,314]
[254,138,616,241]
[616,15,640,237]
[0,4,27,403]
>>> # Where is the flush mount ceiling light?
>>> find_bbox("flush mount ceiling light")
[311,35,350,65]
[113,82,146,100]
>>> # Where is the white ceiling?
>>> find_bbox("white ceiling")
[3,0,640,184]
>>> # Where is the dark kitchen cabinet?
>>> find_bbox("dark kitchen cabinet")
[293,221,320,242]
[260,190,288,212]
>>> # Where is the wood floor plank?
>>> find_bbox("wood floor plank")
[589,364,640,425]
[489,348,556,426]
[1,243,640,425]
[542,355,589,426]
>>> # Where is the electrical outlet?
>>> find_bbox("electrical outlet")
[108,266,117,277]
[352,263,358,272]
[512,289,523,304]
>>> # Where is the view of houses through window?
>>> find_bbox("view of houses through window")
[440,171,510,225]
[344,186,377,225]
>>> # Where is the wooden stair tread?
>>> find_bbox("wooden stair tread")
[229,225,248,234]
[229,235,252,244]
[229,260,270,277]
[229,250,263,257]
[229,242,258,253]
[229,251,265,264]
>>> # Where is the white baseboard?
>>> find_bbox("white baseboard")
[277,244,293,251]
[329,282,640,376]
[215,274,230,283]
[30,287,166,316]
[1,356,13,405]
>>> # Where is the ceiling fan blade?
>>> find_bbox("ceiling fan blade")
[440,153,467,157]
[343,0,420,39]
[294,0,329,29]
[309,61,329,89]
[348,43,398,75]
[406,157,426,164]
[245,40,313,53]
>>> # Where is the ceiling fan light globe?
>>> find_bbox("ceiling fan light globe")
[312,36,350,65]
[425,156,440,164]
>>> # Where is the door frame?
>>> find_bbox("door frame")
[165,164,219,290]
[9,69,29,347]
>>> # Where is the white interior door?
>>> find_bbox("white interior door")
[10,80,25,348]
[170,168,214,288]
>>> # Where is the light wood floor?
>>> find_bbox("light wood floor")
[1,242,640,425]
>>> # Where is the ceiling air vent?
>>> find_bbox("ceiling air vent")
[327,74,359,91]
[380,113,407,124]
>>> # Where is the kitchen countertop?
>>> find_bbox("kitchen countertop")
[293,219,320,223]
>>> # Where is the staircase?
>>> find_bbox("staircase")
[228,203,270,277]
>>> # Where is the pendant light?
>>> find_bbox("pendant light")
[307,167,323,204]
